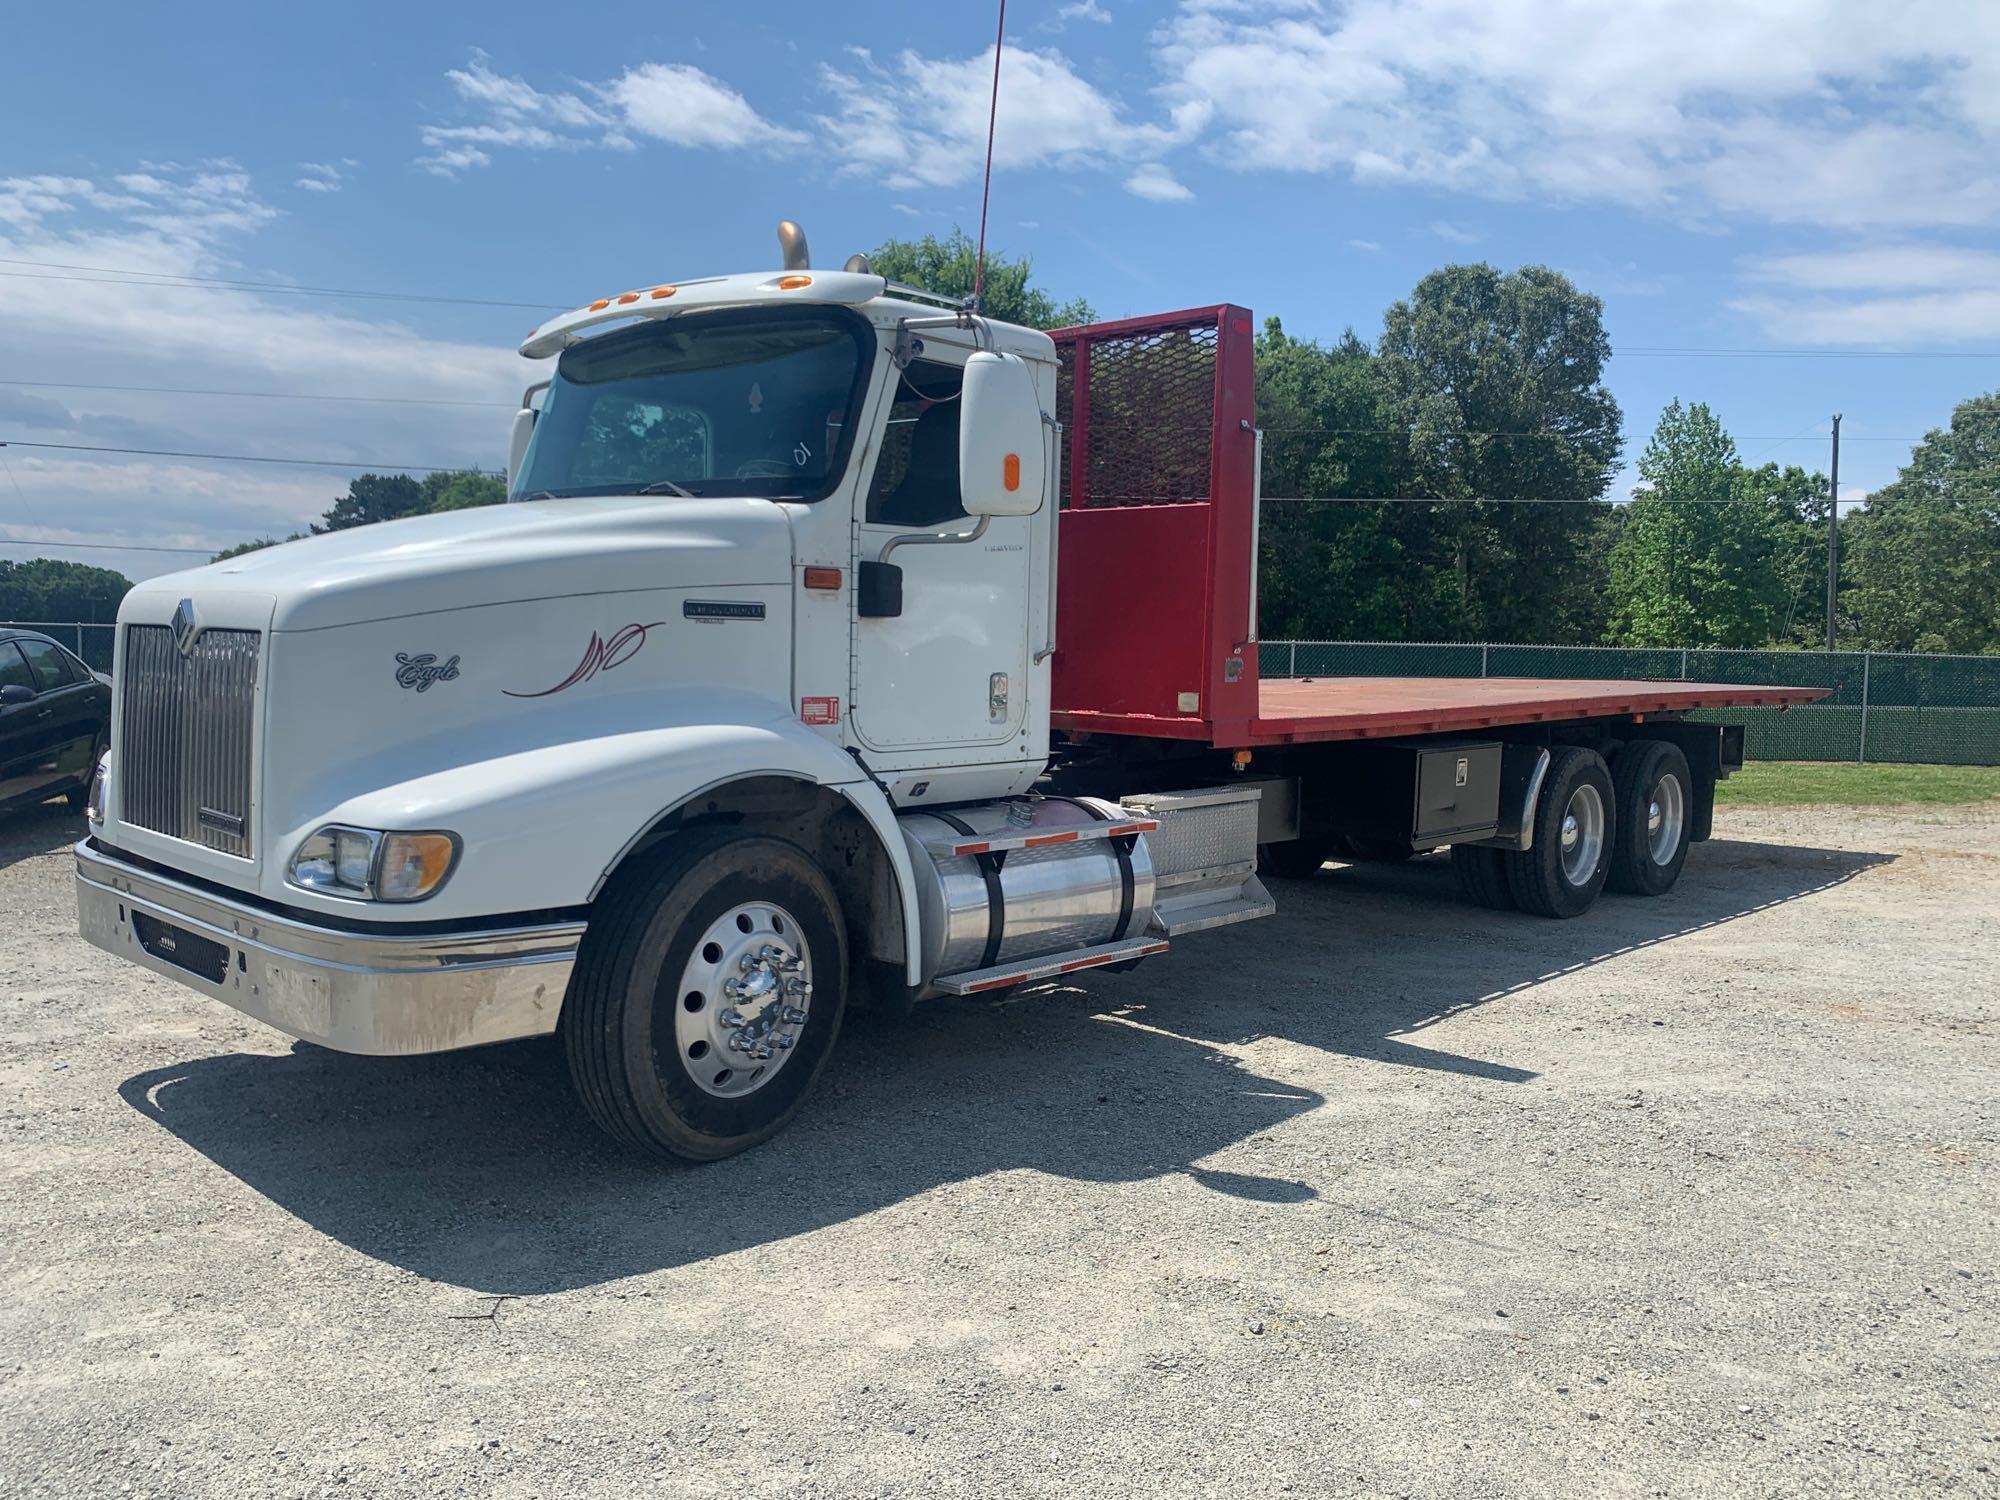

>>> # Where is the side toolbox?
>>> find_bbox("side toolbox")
[1315,740,1503,851]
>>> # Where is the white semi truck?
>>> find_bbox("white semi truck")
[77,225,1823,1160]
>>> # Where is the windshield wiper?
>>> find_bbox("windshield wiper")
[513,490,563,502]
[636,479,697,497]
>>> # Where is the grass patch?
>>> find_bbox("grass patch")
[1715,762,2000,807]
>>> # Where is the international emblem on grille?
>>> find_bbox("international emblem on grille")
[171,597,200,656]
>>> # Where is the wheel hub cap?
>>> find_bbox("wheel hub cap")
[1559,784,1605,886]
[1646,772,1685,865]
[674,903,812,1098]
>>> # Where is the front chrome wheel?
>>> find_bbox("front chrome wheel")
[674,901,813,1099]
[1558,783,1606,887]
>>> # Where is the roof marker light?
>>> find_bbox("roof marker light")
[616,292,640,305]
[776,274,813,290]
[649,285,677,300]
[588,298,610,311]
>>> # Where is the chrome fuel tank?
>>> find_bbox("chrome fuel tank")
[897,797,1157,984]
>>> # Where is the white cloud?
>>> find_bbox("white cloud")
[417,51,797,174]
[604,63,806,150]
[1429,220,1481,244]
[1155,0,2000,230]
[1731,242,2000,344]
[295,161,352,194]
[1125,163,1193,202]
[0,165,522,579]
[815,44,1192,190]
[1346,237,1381,252]
[1058,1,1114,23]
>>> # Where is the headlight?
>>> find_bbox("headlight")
[288,825,459,903]
[87,752,110,826]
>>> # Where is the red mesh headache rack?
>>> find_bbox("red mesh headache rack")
[1048,304,1262,745]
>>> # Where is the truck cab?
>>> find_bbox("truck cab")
[76,229,1262,1159]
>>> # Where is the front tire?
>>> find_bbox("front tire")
[563,829,848,1162]
[1505,747,1615,918]
[1607,740,1692,896]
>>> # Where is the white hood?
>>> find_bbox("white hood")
[124,494,796,632]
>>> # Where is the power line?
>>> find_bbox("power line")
[0,439,498,475]
[0,536,221,555]
[1618,346,2000,358]
[1261,426,1930,442]
[0,377,514,409]
[0,257,558,312]
[1260,495,1835,506]
[4,256,1996,361]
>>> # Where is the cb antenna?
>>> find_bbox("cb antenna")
[971,0,1007,313]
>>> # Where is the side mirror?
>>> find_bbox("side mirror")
[958,351,1046,517]
[506,407,537,497]
[0,683,35,706]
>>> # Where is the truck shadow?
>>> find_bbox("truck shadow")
[116,834,1889,1296]
[0,801,83,872]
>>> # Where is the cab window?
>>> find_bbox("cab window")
[866,359,966,527]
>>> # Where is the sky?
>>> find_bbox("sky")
[3,0,1998,588]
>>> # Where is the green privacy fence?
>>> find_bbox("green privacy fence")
[1263,640,2000,766]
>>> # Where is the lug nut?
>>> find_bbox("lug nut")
[719,1008,745,1029]
[780,1006,808,1025]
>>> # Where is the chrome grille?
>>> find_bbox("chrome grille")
[120,624,260,858]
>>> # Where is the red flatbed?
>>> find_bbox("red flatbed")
[1045,306,1830,752]
[1053,676,1829,747]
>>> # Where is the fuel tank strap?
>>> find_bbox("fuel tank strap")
[933,811,1007,970]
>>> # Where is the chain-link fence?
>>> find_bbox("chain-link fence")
[10,619,1993,764]
[2,622,116,673]
[1265,640,2000,765]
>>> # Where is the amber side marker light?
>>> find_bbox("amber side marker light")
[803,567,842,590]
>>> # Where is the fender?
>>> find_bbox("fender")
[277,688,925,981]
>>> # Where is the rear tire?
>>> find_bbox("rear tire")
[562,828,847,1162]
[1259,836,1336,880]
[1505,747,1615,919]
[1606,740,1692,896]
[1451,844,1517,910]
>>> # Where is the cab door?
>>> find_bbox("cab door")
[850,354,1034,753]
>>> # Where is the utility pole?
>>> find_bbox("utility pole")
[1825,413,1841,651]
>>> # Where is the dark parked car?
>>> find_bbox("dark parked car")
[0,629,110,815]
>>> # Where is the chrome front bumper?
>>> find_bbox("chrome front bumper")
[75,840,584,1055]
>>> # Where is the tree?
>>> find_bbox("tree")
[420,469,506,512]
[1840,392,2000,653]
[0,558,131,622]
[1373,264,1622,642]
[1253,317,1425,639]
[868,231,1095,330]
[314,472,425,533]
[1605,402,1812,648]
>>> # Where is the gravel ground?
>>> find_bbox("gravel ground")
[2,799,1995,1498]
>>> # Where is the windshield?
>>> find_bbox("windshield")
[513,306,875,501]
